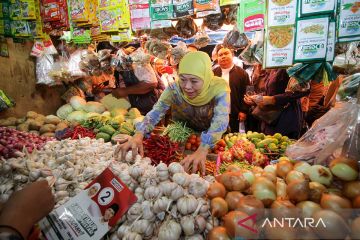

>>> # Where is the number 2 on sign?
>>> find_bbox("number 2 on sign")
[98,187,115,206]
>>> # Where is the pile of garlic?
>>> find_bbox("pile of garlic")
[110,156,218,240]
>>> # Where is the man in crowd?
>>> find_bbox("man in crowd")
[213,46,250,132]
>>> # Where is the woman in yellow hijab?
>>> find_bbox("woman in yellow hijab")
[115,51,230,174]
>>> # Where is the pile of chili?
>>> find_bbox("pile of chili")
[61,126,96,140]
[143,133,182,165]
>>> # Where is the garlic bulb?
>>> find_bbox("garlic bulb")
[185,234,204,240]
[141,200,156,221]
[158,219,182,240]
[172,172,190,187]
[168,162,184,175]
[170,184,185,200]
[127,203,142,222]
[132,219,154,238]
[117,224,131,238]
[144,185,162,200]
[194,215,206,233]
[109,233,120,240]
[181,215,196,236]
[177,195,198,215]
[129,165,145,180]
[153,196,171,214]
[123,232,142,240]
[156,162,169,181]
[188,178,208,198]
[205,216,219,233]
[159,181,178,197]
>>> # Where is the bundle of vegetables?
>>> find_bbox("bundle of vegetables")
[207,156,360,240]
[113,156,216,240]
[162,121,193,143]
[220,139,269,168]
[0,127,53,159]
[58,126,96,140]
[143,134,182,165]
[0,111,69,137]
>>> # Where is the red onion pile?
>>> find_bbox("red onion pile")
[0,127,54,159]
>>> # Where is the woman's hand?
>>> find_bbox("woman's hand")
[180,146,208,175]
[0,180,55,239]
[244,95,256,106]
[257,96,276,106]
[114,133,144,161]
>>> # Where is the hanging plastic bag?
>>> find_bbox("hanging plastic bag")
[79,49,101,76]
[221,5,237,25]
[194,30,211,49]
[175,17,198,39]
[67,49,87,79]
[0,90,15,112]
[286,102,359,165]
[223,25,249,50]
[169,41,188,66]
[333,42,360,74]
[36,54,56,85]
[203,13,224,31]
[338,73,360,101]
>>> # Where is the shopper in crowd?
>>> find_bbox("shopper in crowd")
[0,181,54,240]
[213,46,250,132]
[115,51,230,174]
[244,69,309,139]
[113,47,163,115]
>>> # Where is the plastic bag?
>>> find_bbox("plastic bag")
[203,13,224,31]
[0,90,15,112]
[175,17,198,39]
[67,50,87,79]
[145,39,171,59]
[286,102,359,165]
[133,64,157,83]
[194,31,211,49]
[223,26,249,50]
[338,73,360,101]
[79,49,101,76]
[36,54,56,85]
[221,5,237,25]
[333,42,360,74]
[169,41,187,66]
[130,48,151,66]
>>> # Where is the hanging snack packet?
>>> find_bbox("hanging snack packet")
[99,8,120,32]
[193,0,217,12]
[150,0,174,20]
[173,0,194,18]
[223,25,249,50]
[175,17,198,38]
[30,40,45,57]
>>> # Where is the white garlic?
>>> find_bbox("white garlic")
[132,219,154,238]
[172,172,190,187]
[127,203,142,222]
[158,219,182,240]
[156,162,169,181]
[177,195,198,215]
[188,178,208,198]
[29,169,42,181]
[141,200,156,221]
[123,232,142,240]
[181,215,196,236]
[170,184,185,201]
[129,165,145,180]
[168,162,184,175]
[159,181,177,197]
[185,234,204,240]
[144,185,162,200]
[116,224,131,238]
[153,196,171,214]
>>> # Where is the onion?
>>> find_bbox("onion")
[285,170,305,184]
[351,217,360,240]
[252,177,276,206]
[326,188,343,197]
[261,172,277,184]
[276,160,293,178]
[223,211,259,239]
[312,210,350,239]
[296,201,322,218]
[263,164,276,174]
[207,226,230,240]
[320,193,352,218]
[211,197,228,218]
[225,191,244,210]
[276,178,287,199]
[216,172,250,192]
[241,169,255,185]
[294,161,311,175]
[235,195,264,219]
[271,199,296,219]
[287,180,309,203]
[353,196,360,208]
[343,181,360,199]
[308,165,333,186]
[207,181,226,199]
[251,166,264,175]
[309,182,327,203]
[329,156,359,181]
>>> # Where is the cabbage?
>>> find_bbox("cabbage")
[69,96,86,110]
[111,108,128,117]
[56,104,74,119]
[82,102,106,113]
[127,108,142,119]
[67,111,87,122]
[85,112,101,119]
[100,94,131,110]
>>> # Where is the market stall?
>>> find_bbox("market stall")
[1,0,360,239]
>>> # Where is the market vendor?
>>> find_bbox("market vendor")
[115,51,230,174]
[213,46,250,132]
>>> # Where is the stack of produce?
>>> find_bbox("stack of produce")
[207,156,360,239]
[0,111,69,137]
[246,131,293,155]
[185,134,202,151]
[0,127,54,159]
[162,121,193,144]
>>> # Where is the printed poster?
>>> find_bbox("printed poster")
[39,168,137,240]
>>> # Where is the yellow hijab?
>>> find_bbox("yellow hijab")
[177,51,229,106]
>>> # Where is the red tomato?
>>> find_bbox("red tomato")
[185,143,192,150]
[189,138,196,145]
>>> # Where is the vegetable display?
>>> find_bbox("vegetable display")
[162,121,193,143]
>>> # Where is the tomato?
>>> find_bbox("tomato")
[196,136,201,142]
[218,139,226,147]
[190,134,197,140]
[189,138,196,145]
[213,145,219,150]
[185,143,192,150]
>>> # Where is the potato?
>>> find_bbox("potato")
[45,115,61,125]
[8,126,17,129]
[56,122,69,131]
[41,132,55,137]
[16,117,26,125]
[0,120,11,127]
[26,111,38,119]
[29,130,40,135]
[28,120,42,131]
[6,117,17,126]
[40,124,56,134]
[17,123,29,132]
[35,116,45,124]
